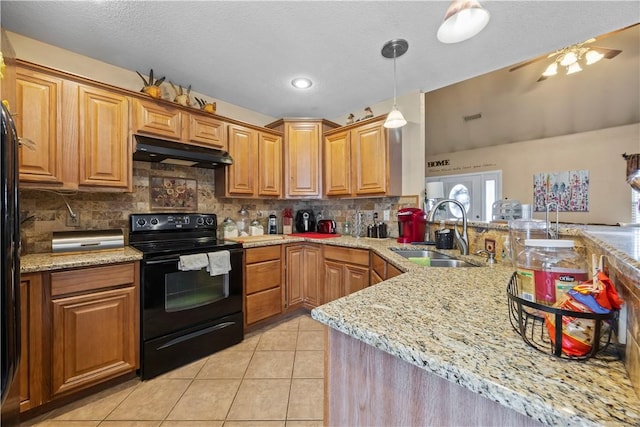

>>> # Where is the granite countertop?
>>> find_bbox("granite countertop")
[308,230,640,426]
[20,247,143,273]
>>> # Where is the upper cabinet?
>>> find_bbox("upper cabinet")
[132,98,226,151]
[16,68,65,185]
[16,63,132,192]
[77,85,130,189]
[266,119,339,199]
[215,123,282,198]
[324,116,401,198]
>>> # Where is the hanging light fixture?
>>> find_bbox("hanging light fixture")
[381,39,408,129]
[437,0,490,44]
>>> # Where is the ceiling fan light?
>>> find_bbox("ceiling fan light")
[559,51,578,67]
[542,62,558,77]
[384,108,407,129]
[567,62,583,75]
[437,0,490,44]
[585,49,604,65]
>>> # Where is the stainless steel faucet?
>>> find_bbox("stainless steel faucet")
[427,199,469,255]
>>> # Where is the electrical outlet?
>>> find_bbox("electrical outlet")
[66,211,81,227]
[383,210,390,221]
[485,238,496,253]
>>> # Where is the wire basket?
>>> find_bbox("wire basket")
[507,272,618,360]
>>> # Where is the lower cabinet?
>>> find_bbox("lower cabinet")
[18,262,140,414]
[245,246,284,326]
[323,246,370,304]
[371,251,403,284]
[285,244,322,308]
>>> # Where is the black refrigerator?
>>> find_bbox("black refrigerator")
[0,101,21,425]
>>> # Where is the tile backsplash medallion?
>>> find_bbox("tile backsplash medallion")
[19,161,418,254]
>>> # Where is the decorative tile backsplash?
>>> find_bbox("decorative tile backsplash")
[19,161,419,254]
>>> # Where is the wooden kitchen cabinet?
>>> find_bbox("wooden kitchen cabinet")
[285,244,322,308]
[77,85,130,189]
[370,251,403,284]
[49,263,139,398]
[132,97,227,151]
[16,61,132,191]
[245,246,284,326]
[322,245,370,304]
[217,124,282,198]
[266,119,339,198]
[18,273,45,413]
[16,67,65,185]
[324,115,401,198]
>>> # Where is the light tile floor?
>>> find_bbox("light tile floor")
[23,313,325,427]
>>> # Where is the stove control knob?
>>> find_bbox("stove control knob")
[205,217,214,225]
[150,218,159,226]
[196,217,205,225]
[136,218,147,227]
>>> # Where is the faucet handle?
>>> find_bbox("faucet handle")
[475,249,496,264]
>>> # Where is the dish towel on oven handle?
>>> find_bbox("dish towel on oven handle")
[207,250,232,276]
[178,253,209,271]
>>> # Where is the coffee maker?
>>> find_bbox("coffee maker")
[397,208,426,243]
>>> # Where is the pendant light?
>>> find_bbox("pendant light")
[437,0,490,44]
[382,39,408,129]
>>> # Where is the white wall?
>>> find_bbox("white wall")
[425,123,639,224]
[6,31,276,126]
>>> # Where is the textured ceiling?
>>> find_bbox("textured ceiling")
[1,1,639,120]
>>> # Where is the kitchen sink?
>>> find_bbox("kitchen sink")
[425,259,478,268]
[389,248,478,268]
[389,248,452,259]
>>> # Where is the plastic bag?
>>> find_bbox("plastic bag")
[544,270,622,357]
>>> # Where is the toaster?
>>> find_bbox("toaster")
[317,219,337,234]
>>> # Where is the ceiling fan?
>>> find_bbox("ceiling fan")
[509,36,622,82]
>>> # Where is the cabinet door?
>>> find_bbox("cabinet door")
[18,274,45,412]
[323,260,344,304]
[303,245,322,307]
[258,132,282,197]
[344,264,369,295]
[324,131,351,196]
[51,286,137,397]
[132,98,182,139]
[285,122,321,197]
[187,113,226,150]
[352,121,387,195]
[77,85,130,189]
[226,124,257,196]
[16,69,64,184]
[285,245,305,307]
[387,263,403,279]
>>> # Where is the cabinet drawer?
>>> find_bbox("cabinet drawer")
[246,246,281,263]
[371,252,386,278]
[246,259,281,294]
[51,263,135,297]
[246,287,282,324]
[324,246,369,266]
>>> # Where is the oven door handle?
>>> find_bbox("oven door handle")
[144,258,180,265]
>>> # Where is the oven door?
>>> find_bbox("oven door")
[141,248,242,340]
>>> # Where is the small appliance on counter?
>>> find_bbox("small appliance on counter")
[295,209,315,233]
[397,208,426,243]
[267,214,278,234]
[317,219,337,234]
[51,229,125,254]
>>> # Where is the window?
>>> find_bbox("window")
[426,171,502,221]
[633,190,640,224]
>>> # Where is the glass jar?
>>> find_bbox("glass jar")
[516,239,588,306]
[222,217,239,239]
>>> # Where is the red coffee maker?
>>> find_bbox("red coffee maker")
[397,208,426,243]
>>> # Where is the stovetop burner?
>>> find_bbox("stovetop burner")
[129,213,242,257]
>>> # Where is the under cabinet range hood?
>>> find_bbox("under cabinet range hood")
[132,134,233,169]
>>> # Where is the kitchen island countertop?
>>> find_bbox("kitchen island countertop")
[20,246,143,273]
[311,229,640,426]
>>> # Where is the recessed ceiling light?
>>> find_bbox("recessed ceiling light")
[291,78,312,89]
